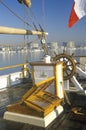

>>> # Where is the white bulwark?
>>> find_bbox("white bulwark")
[0,72,22,90]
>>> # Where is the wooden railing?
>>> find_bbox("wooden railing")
[0,62,30,78]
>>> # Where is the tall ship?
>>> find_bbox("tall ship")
[0,0,86,130]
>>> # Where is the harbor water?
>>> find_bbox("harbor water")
[0,50,43,75]
[0,48,86,75]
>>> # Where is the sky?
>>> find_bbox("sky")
[0,0,86,45]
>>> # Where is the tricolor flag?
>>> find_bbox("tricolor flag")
[68,0,86,28]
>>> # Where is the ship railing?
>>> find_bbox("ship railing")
[0,63,30,89]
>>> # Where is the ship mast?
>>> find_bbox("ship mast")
[0,26,48,36]
[0,0,48,36]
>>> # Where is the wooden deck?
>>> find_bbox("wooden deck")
[0,78,86,130]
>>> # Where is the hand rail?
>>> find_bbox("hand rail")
[0,63,28,71]
[0,63,30,78]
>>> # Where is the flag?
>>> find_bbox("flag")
[68,0,86,28]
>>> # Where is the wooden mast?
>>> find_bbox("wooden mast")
[0,26,48,35]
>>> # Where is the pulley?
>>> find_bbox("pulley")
[18,0,31,8]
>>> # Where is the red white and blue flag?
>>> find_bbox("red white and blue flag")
[68,0,86,28]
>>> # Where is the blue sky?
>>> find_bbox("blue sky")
[0,0,86,45]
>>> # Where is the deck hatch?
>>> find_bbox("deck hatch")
[23,76,62,116]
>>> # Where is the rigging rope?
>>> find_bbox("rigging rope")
[28,37,40,44]
[0,0,48,49]
[23,5,28,45]
[0,0,33,28]
[29,7,45,31]
[42,0,46,30]
[22,5,36,30]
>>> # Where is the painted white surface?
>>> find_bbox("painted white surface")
[71,76,83,91]
[0,75,9,89]
[10,72,22,85]
[0,72,22,89]
[4,105,63,127]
